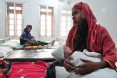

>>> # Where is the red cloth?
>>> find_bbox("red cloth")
[0,74,6,78]
[9,61,48,78]
[66,2,117,69]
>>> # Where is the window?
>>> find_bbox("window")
[60,10,72,37]
[6,3,22,37]
[40,6,54,37]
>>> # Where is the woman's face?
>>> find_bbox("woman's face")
[27,26,32,32]
[72,8,82,25]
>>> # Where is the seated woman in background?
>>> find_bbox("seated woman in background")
[20,25,55,46]
[20,25,37,46]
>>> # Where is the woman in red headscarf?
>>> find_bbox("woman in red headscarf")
[63,2,117,75]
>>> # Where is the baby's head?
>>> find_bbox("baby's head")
[52,44,65,60]
[64,46,73,58]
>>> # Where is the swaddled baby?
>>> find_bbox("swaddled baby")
[52,45,117,78]
[67,50,117,78]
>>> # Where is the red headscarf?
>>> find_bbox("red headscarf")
[66,2,117,69]
[73,2,97,51]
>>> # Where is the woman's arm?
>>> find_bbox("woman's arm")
[74,59,109,75]
[101,27,117,69]
[20,36,37,45]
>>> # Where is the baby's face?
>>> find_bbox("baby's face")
[64,46,73,57]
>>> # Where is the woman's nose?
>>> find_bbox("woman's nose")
[72,16,75,20]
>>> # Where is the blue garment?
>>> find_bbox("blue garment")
[21,25,32,40]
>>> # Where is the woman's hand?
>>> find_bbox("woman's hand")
[63,56,75,72]
[31,36,35,40]
[74,59,108,75]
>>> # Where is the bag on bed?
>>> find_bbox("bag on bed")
[8,61,48,78]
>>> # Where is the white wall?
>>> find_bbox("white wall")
[0,0,5,38]
[0,0,117,42]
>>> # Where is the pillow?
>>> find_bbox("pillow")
[56,37,66,42]
[51,44,65,60]
[4,37,10,42]
[0,40,20,48]
[56,37,66,45]
[9,39,20,44]
[52,41,59,46]
[0,46,13,57]
[0,38,4,44]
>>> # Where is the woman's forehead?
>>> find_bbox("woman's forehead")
[27,26,32,29]
[72,8,81,12]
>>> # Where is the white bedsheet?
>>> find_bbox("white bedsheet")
[0,40,20,48]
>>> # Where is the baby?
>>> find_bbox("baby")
[52,45,117,78]
[67,50,117,78]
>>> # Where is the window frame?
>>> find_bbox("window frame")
[39,5,54,38]
[6,2,23,37]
